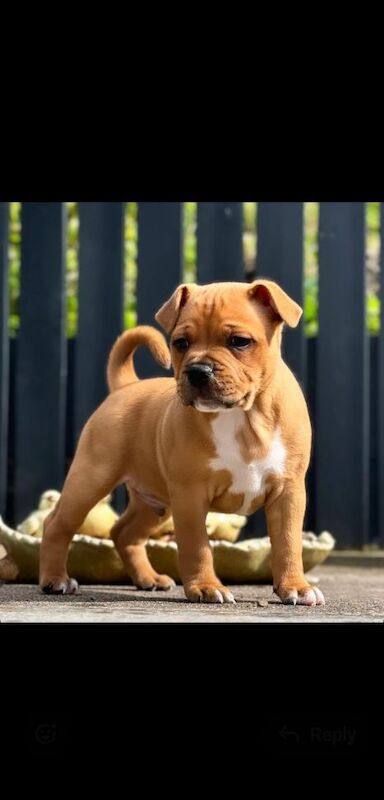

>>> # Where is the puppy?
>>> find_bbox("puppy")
[40,279,325,606]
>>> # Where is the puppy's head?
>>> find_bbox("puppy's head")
[155,280,302,412]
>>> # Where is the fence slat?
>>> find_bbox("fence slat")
[0,203,9,517]
[14,203,67,522]
[378,204,384,545]
[197,203,244,283]
[74,203,125,443]
[256,202,306,387]
[316,202,369,547]
[370,336,379,544]
[136,202,183,377]
[305,336,317,532]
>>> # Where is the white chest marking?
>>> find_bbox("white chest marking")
[209,408,286,513]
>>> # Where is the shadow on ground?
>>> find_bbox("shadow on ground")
[1,565,384,622]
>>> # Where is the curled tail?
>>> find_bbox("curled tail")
[107,325,171,392]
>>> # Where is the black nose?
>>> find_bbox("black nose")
[186,363,214,387]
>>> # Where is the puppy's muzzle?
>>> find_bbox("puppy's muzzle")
[186,362,214,388]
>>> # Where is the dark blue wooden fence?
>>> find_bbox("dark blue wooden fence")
[74,203,125,442]
[136,203,183,378]
[14,204,67,522]
[0,202,381,549]
[0,203,9,520]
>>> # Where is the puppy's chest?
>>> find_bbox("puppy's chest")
[208,409,286,514]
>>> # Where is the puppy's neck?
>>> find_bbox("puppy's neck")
[245,362,285,446]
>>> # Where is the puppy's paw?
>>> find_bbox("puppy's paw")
[40,576,78,595]
[135,572,176,591]
[275,583,325,607]
[185,582,236,604]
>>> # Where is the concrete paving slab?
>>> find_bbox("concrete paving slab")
[0,565,383,622]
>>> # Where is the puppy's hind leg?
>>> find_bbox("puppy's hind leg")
[39,464,117,595]
[111,489,175,590]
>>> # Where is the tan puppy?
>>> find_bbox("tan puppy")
[40,280,325,606]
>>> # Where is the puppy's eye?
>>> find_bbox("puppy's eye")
[228,336,253,349]
[173,338,189,352]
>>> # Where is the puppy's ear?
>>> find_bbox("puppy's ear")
[249,279,302,328]
[155,283,198,334]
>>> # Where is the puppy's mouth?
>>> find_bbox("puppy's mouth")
[191,397,237,413]
[181,391,253,413]
[178,365,255,412]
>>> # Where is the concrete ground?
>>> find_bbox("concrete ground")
[0,563,383,622]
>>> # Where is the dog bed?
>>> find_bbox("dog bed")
[0,516,335,584]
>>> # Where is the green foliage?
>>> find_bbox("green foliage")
[7,203,382,337]
[304,277,318,337]
[367,201,380,246]
[367,293,380,334]
[8,202,21,336]
[66,202,78,338]
[124,202,138,330]
[184,202,197,283]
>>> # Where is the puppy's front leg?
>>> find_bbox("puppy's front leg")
[265,480,325,606]
[170,491,236,604]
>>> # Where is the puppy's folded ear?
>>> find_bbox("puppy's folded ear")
[155,283,198,333]
[249,279,302,328]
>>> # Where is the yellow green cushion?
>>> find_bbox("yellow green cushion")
[0,516,335,584]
